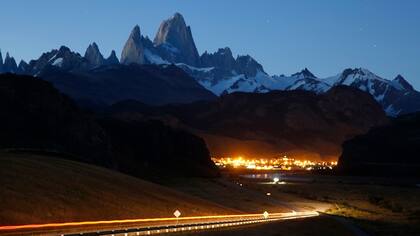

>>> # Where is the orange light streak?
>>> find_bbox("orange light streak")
[0,212,317,231]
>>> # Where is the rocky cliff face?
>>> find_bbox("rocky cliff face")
[154,13,200,66]
[104,50,119,65]
[17,44,117,75]
[84,42,105,67]
[17,60,29,74]
[201,47,236,72]
[26,46,90,74]
[3,53,18,73]
[234,55,265,77]
[120,25,145,65]
[392,74,414,91]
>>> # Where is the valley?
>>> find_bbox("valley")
[0,3,419,236]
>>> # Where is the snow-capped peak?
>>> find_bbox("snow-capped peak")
[335,68,388,86]
[291,68,317,79]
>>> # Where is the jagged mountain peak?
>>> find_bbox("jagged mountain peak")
[53,45,84,59]
[84,42,105,67]
[130,25,141,39]
[17,60,29,73]
[105,50,119,65]
[89,42,99,48]
[235,55,260,66]
[120,25,144,65]
[170,12,186,24]
[341,67,374,77]
[154,12,200,66]
[55,46,84,59]
[18,60,28,66]
[58,45,71,53]
[394,74,404,80]
[24,46,90,74]
[85,42,100,53]
[235,54,265,77]
[216,47,233,56]
[200,47,236,70]
[393,74,414,91]
[3,52,18,73]
[292,68,316,78]
[337,67,386,85]
[201,47,233,58]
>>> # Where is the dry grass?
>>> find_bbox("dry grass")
[173,216,354,236]
[161,178,297,213]
[0,152,237,225]
[162,178,358,235]
[247,178,420,236]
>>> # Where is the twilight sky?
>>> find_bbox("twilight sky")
[1,0,419,88]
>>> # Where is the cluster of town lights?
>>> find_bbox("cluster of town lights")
[212,156,337,171]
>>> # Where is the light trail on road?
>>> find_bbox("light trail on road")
[0,211,319,235]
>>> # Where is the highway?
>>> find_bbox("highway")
[0,211,319,236]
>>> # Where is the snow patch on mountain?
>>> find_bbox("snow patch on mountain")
[52,58,63,67]
[199,74,245,95]
[176,63,214,73]
[144,49,169,64]
[161,43,180,54]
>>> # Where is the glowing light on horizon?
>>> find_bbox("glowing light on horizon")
[212,156,337,171]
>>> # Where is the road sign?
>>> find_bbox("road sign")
[174,210,181,218]
[263,211,269,219]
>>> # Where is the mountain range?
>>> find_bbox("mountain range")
[1,12,419,115]
[106,86,389,160]
[0,73,218,178]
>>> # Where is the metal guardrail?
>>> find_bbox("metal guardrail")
[0,211,319,236]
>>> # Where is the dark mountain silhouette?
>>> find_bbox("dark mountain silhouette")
[2,52,18,73]
[38,63,216,106]
[107,86,389,160]
[338,112,420,177]
[0,73,218,178]
[0,73,111,165]
[98,118,219,178]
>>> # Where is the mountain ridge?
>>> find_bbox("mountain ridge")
[106,85,389,160]
[1,12,419,115]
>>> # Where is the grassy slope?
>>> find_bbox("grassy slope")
[248,177,420,236]
[174,216,354,236]
[0,152,237,225]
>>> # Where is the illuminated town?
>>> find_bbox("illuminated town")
[212,156,338,171]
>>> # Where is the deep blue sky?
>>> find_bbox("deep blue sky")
[1,0,419,88]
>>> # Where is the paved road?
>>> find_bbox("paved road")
[0,211,319,236]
